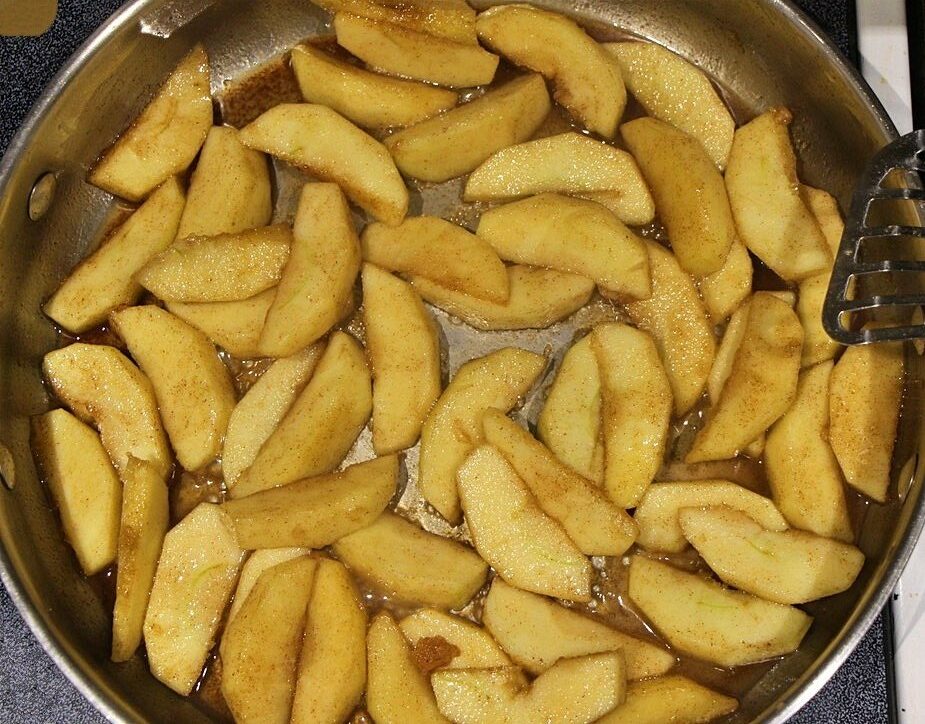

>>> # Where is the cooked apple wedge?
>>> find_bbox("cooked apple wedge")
[223,456,397,549]
[89,46,212,202]
[628,555,812,668]
[333,512,488,609]
[483,411,637,556]
[143,504,244,695]
[725,108,832,281]
[291,43,457,130]
[419,346,546,524]
[457,445,592,602]
[228,547,310,623]
[463,132,655,226]
[680,506,865,604]
[687,293,803,463]
[383,74,550,183]
[829,344,904,502]
[591,324,672,508]
[477,194,651,300]
[481,579,675,680]
[400,609,511,669]
[599,675,738,724]
[476,4,625,137]
[42,343,170,477]
[291,558,367,724]
[234,332,372,496]
[220,555,316,723]
[166,288,274,359]
[411,267,594,332]
[698,239,753,323]
[240,104,408,225]
[335,12,496,88]
[110,306,236,472]
[314,0,476,42]
[607,42,735,169]
[797,272,840,367]
[362,217,509,302]
[706,299,750,404]
[634,480,788,554]
[32,410,122,576]
[259,184,361,356]
[801,184,844,257]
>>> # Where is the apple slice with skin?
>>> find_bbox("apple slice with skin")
[477,194,651,300]
[384,74,550,183]
[698,239,752,323]
[89,46,212,202]
[419,346,546,524]
[240,104,408,225]
[167,288,274,359]
[228,547,310,624]
[598,675,738,724]
[313,0,477,43]
[476,4,625,138]
[259,183,361,357]
[400,609,512,669]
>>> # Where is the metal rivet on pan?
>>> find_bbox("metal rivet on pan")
[0,444,15,490]
[28,172,57,221]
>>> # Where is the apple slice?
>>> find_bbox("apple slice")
[679,506,865,604]
[829,344,904,502]
[698,239,753,323]
[89,46,212,202]
[334,13,497,88]
[259,183,361,356]
[765,360,854,541]
[143,503,245,695]
[797,272,840,367]
[481,579,675,680]
[333,512,488,609]
[598,675,737,724]
[44,177,186,333]
[419,346,546,524]
[606,42,735,169]
[240,103,408,225]
[176,126,272,239]
[228,547,310,624]
[110,306,237,472]
[400,609,511,669]
[801,185,844,257]
[362,216,508,303]
[706,299,750,404]
[411,266,593,332]
[166,288,274,359]
[291,43,457,130]
[591,324,673,508]
[463,132,655,226]
[477,194,651,300]
[457,445,592,602]
[383,74,550,183]
[627,555,812,668]
[234,331,372,496]
[222,455,397,549]
[476,4,625,137]
[313,0,476,42]
[725,108,832,281]
[290,558,367,724]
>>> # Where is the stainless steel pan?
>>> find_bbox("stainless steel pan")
[0,0,922,721]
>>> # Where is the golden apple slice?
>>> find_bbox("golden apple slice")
[680,506,865,604]
[477,194,651,300]
[259,183,361,356]
[606,42,735,169]
[313,0,476,43]
[400,609,511,669]
[291,43,457,130]
[362,216,509,302]
[143,503,245,695]
[383,74,550,183]
[766,361,854,541]
[228,547,310,624]
[476,4,625,137]
[419,346,546,524]
[166,288,274,359]
[175,125,272,238]
[291,558,367,724]
[335,12,496,88]
[599,675,738,724]
[801,184,844,257]
[411,266,594,331]
[706,299,750,404]
[627,555,812,668]
[483,411,637,556]
[110,306,236,472]
[222,456,397,549]
[234,331,372,496]
[463,132,655,226]
[482,579,675,680]
[89,46,212,202]
[621,118,736,277]
[591,324,672,508]
[725,108,832,281]
[333,512,488,609]
[797,272,840,367]
[457,445,592,602]
[698,239,753,323]
[829,344,904,502]
[240,103,408,225]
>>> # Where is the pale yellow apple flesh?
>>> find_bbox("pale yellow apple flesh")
[166,288,275,359]
[598,675,738,724]
[312,0,477,43]
[399,609,511,669]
